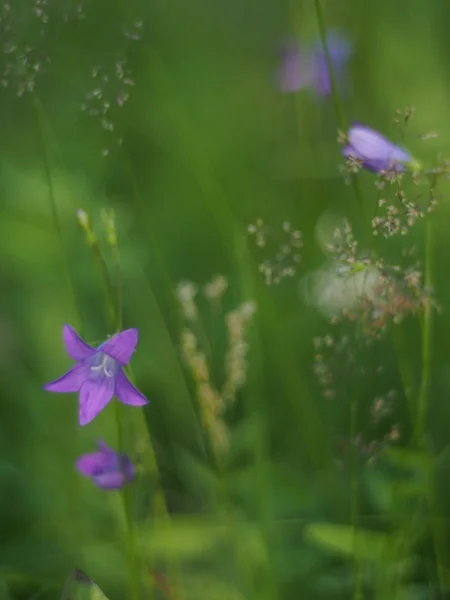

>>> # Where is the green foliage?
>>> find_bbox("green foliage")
[3,0,450,599]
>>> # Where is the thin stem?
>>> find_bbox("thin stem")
[350,397,362,600]
[91,240,117,330]
[87,235,143,600]
[414,212,434,443]
[122,152,184,339]
[311,6,363,600]
[236,231,280,600]
[111,244,123,332]
[312,0,365,219]
[115,402,141,600]
[312,0,346,129]
[33,95,82,332]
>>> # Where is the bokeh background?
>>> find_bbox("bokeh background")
[2,0,450,598]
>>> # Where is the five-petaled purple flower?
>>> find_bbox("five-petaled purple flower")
[44,325,148,425]
[343,124,412,173]
[278,31,351,96]
[76,440,135,489]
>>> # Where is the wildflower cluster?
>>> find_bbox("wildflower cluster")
[247,219,303,285]
[81,59,136,156]
[313,333,401,467]
[79,18,143,156]
[177,275,256,458]
[44,322,147,489]
[319,221,437,337]
[223,302,257,403]
[334,426,400,469]
[312,334,354,400]
[0,0,84,95]
[356,259,438,337]
[277,30,352,97]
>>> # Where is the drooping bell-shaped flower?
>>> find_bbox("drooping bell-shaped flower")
[44,325,148,425]
[278,31,352,96]
[343,124,412,173]
[76,440,134,489]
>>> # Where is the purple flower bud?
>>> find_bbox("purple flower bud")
[278,30,351,97]
[44,325,148,426]
[343,124,411,173]
[76,440,135,490]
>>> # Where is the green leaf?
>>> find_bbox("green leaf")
[138,517,227,560]
[304,523,392,562]
[60,570,110,600]
[383,448,431,477]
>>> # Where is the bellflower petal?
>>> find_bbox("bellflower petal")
[343,124,411,172]
[94,471,128,489]
[100,329,138,365]
[63,324,96,361]
[278,42,312,93]
[76,439,135,490]
[278,30,351,97]
[44,362,88,393]
[312,33,352,96]
[76,452,109,477]
[79,379,115,426]
[97,439,114,453]
[115,370,148,406]
[46,326,146,425]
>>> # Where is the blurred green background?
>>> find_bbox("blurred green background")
[2,0,450,598]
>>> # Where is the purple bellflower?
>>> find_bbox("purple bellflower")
[44,325,148,425]
[278,31,352,96]
[76,440,135,489]
[343,124,413,173]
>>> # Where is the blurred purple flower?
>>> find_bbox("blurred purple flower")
[44,325,148,426]
[278,31,352,96]
[343,124,411,172]
[76,440,135,489]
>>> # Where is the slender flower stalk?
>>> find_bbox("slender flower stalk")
[312,0,365,218]
[33,94,82,332]
[311,4,362,600]
[312,1,346,127]
[414,185,435,443]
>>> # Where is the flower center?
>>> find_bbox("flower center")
[89,351,119,380]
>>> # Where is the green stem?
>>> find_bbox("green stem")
[312,5,363,599]
[236,233,280,600]
[312,0,346,128]
[87,236,145,600]
[414,213,434,443]
[115,402,141,600]
[350,397,362,600]
[312,0,365,220]
[91,240,117,330]
[111,244,123,332]
[33,95,82,332]
[413,198,443,589]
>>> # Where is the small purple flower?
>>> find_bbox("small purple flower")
[44,325,148,425]
[278,31,351,96]
[343,124,412,172]
[76,440,135,489]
